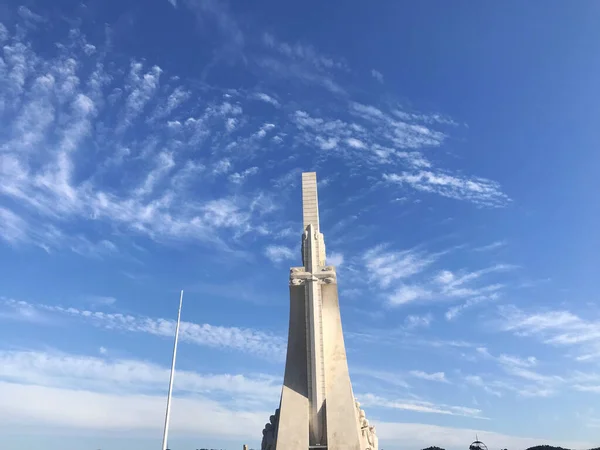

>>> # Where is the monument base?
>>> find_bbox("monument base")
[261,400,378,450]
[260,282,378,450]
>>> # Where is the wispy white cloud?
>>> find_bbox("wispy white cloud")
[390,284,433,306]
[119,62,162,133]
[183,0,244,56]
[445,293,500,320]
[404,313,433,329]
[225,117,237,131]
[69,237,118,259]
[328,251,344,267]
[0,299,51,323]
[264,245,295,263]
[362,244,514,310]
[435,265,514,296]
[253,92,280,107]
[0,207,28,244]
[473,240,507,252]
[0,28,276,253]
[465,375,503,397]
[360,393,484,418]
[315,136,339,150]
[574,385,600,393]
[0,23,7,42]
[0,298,285,359]
[149,86,189,121]
[392,150,431,168]
[384,171,510,207]
[497,305,600,363]
[257,56,346,94]
[391,108,458,127]
[292,105,448,175]
[0,349,280,400]
[409,370,449,383]
[262,32,346,71]
[569,372,600,395]
[346,137,366,149]
[133,151,176,197]
[351,367,411,389]
[86,296,117,307]
[435,265,514,317]
[253,122,275,139]
[229,167,259,184]
[497,353,538,368]
[212,158,232,175]
[17,6,46,24]
[258,33,346,95]
[349,102,447,149]
[286,101,494,217]
[363,245,438,288]
[371,69,384,83]
[467,347,564,398]
[0,12,508,272]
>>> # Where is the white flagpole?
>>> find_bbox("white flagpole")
[161,290,184,450]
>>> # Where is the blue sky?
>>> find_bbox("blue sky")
[1,1,600,449]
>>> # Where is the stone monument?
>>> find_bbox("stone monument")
[261,172,378,450]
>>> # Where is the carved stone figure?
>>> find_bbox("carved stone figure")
[261,408,280,450]
[355,399,378,450]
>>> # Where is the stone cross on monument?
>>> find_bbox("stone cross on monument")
[261,172,378,450]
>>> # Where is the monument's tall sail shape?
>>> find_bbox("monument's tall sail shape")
[261,172,378,450]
